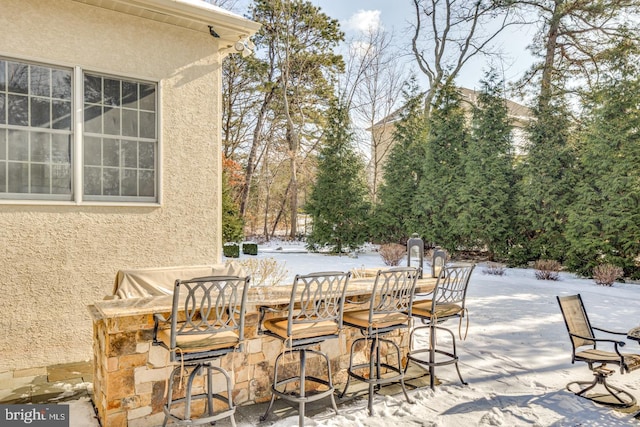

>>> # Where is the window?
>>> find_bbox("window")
[0,57,158,203]
[0,59,72,199]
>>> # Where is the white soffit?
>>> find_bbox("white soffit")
[71,0,260,46]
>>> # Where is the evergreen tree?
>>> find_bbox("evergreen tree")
[222,168,244,243]
[306,102,371,253]
[511,98,576,265]
[414,82,469,253]
[460,72,516,260]
[371,79,427,244]
[566,41,640,278]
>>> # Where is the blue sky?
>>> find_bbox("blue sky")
[309,0,536,91]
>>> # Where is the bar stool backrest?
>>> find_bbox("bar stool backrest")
[286,271,351,336]
[431,265,474,312]
[167,275,250,360]
[364,267,419,334]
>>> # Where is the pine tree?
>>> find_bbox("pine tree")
[222,169,244,243]
[460,72,516,260]
[565,41,640,278]
[414,82,469,253]
[371,79,427,244]
[511,98,576,265]
[305,102,371,253]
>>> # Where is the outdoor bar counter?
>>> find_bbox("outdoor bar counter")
[88,265,436,427]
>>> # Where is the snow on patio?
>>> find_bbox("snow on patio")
[69,243,640,426]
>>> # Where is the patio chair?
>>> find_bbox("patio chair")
[339,267,419,416]
[153,275,250,427]
[557,294,640,407]
[258,271,351,427]
[405,264,475,390]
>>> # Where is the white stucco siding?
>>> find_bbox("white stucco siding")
[0,0,224,370]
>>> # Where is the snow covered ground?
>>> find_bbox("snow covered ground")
[71,243,640,426]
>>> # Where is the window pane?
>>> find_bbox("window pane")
[122,169,137,196]
[84,166,101,195]
[8,94,28,126]
[30,97,51,128]
[84,136,101,166]
[30,132,50,162]
[7,162,28,193]
[30,66,50,97]
[103,167,119,195]
[0,161,5,192]
[52,69,71,100]
[0,130,5,160]
[122,109,137,137]
[8,62,28,94]
[139,169,155,197]
[30,163,50,193]
[104,79,120,106]
[0,60,5,91]
[103,138,120,167]
[51,134,70,164]
[51,164,71,194]
[8,130,28,161]
[139,84,155,111]
[122,140,137,168]
[139,111,155,139]
[0,94,5,125]
[139,141,154,169]
[104,106,120,135]
[84,74,102,104]
[52,100,71,130]
[122,81,138,108]
[84,105,102,133]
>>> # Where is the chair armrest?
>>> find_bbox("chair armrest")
[258,306,282,335]
[152,313,170,343]
[593,326,627,336]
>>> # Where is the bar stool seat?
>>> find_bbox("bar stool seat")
[259,271,351,427]
[339,267,419,416]
[152,275,250,427]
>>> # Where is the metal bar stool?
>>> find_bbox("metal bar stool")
[152,275,250,427]
[259,271,351,426]
[339,267,419,416]
[405,264,474,389]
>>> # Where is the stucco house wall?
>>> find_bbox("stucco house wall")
[0,0,258,373]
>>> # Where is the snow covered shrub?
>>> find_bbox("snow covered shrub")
[534,259,561,280]
[379,243,406,266]
[593,264,623,287]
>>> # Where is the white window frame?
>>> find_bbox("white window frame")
[0,55,162,206]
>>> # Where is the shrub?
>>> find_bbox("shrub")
[483,262,506,276]
[242,242,258,255]
[231,257,288,287]
[223,243,240,258]
[593,264,623,287]
[379,243,406,266]
[534,259,561,280]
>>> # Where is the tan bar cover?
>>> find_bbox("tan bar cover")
[111,263,247,299]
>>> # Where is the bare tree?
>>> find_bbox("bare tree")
[411,0,520,114]
[349,28,408,203]
[515,0,640,108]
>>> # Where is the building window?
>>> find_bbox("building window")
[0,59,73,199]
[0,57,158,203]
[83,74,157,201]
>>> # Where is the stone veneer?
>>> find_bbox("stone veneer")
[88,298,419,427]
